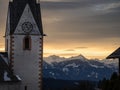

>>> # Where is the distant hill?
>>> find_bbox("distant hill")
[43,55,118,81]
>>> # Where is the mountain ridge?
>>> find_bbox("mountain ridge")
[43,54,118,81]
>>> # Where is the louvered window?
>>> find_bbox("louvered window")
[23,36,31,50]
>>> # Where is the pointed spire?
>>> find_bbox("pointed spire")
[13,0,36,3]
[12,0,37,5]
[8,0,43,35]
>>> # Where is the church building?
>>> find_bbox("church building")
[0,0,43,90]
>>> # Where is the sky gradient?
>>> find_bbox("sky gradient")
[0,0,120,59]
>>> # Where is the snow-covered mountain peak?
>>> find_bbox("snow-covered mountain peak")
[68,54,87,61]
[44,55,66,64]
[100,59,118,67]
[43,54,118,81]
[43,56,118,81]
[44,54,119,69]
[44,54,88,64]
[49,55,62,60]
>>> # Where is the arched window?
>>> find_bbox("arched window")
[23,36,31,50]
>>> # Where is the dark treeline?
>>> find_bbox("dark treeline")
[43,78,96,90]
[62,81,95,90]
[43,72,120,90]
[98,72,120,90]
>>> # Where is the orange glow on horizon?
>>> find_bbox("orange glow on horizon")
[0,47,5,51]
[43,46,115,59]
[0,44,118,59]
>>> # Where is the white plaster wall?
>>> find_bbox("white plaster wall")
[5,36,11,59]
[5,38,7,52]
[13,35,42,90]
[0,83,21,90]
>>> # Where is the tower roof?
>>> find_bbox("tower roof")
[8,0,43,35]
[106,47,120,59]
[13,0,36,3]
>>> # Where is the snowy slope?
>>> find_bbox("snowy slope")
[100,59,118,68]
[44,55,66,64]
[43,55,118,81]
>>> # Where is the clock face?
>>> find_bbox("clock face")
[22,22,33,33]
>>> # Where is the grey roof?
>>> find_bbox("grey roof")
[0,52,21,82]
[106,47,120,59]
[8,0,43,35]
[0,52,8,58]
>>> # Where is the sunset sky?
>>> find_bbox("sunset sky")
[0,0,120,59]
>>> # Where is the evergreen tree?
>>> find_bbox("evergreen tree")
[99,72,120,90]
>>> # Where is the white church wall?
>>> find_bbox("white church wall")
[12,35,42,90]
[5,36,10,59]
[0,83,21,90]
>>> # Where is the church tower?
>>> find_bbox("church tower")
[5,0,43,90]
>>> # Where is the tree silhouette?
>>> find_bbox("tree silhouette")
[99,72,120,90]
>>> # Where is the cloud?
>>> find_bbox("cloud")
[58,53,79,57]
[65,49,75,51]
[75,47,88,49]
[0,43,4,47]
[41,0,120,11]
[41,1,89,10]
[93,2,120,13]
[94,2,120,12]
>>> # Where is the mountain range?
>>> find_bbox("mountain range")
[43,55,118,81]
